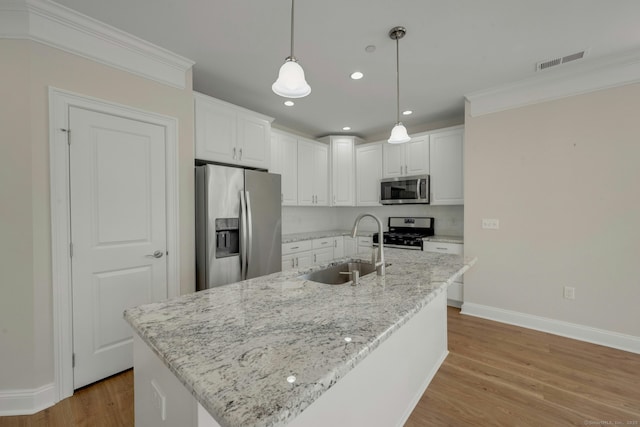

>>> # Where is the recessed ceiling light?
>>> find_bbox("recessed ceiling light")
[365,45,376,53]
[402,110,413,115]
[342,126,351,131]
[284,100,295,106]
[350,71,364,80]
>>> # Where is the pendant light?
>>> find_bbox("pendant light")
[272,0,311,98]
[388,26,410,144]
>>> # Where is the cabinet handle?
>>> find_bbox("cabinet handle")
[334,240,337,248]
[314,253,317,263]
[291,258,295,268]
[239,148,243,160]
[232,147,236,159]
[291,246,299,250]
[404,165,408,175]
[436,247,448,251]
[295,257,299,267]
[333,195,336,204]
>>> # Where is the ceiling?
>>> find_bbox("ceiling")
[53,0,640,141]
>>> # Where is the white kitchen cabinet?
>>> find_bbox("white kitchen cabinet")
[423,241,464,306]
[357,236,373,253]
[321,135,361,207]
[382,136,429,178]
[298,139,328,206]
[333,236,344,259]
[429,126,464,205]
[355,143,382,206]
[343,236,356,256]
[270,130,298,205]
[282,240,314,271]
[194,92,272,169]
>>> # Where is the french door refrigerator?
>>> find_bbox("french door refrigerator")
[195,164,282,290]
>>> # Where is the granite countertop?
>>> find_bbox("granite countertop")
[283,230,462,244]
[282,230,373,243]
[125,249,476,427]
[423,235,464,244]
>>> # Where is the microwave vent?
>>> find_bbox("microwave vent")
[536,50,587,71]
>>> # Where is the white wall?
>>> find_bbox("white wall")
[282,205,464,235]
[464,82,640,338]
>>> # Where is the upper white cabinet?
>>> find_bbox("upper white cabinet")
[382,136,429,178]
[194,92,273,169]
[298,138,329,206]
[270,130,298,205]
[321,135,362,207]
[355,143,382,206]
[429,126,464,205]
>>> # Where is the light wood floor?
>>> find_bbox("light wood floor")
[2,308,639,426]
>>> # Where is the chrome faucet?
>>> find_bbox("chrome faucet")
[351,213,385,276]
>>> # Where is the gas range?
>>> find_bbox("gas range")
[373,217,434,250]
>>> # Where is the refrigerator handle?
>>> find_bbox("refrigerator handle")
[245,191,253,278]
[240,190,248,280]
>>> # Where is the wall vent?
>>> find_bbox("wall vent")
[536,50,588,71]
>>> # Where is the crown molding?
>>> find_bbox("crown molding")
[0,0,194,89]
[465,49,640,117]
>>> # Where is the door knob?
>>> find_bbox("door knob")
[146,250,164,259]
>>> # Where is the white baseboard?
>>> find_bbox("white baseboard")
[461,302,640,355]
[0,383,56,416]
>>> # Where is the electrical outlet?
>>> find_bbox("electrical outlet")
[151,380,166,421]
[563,286,575,300]
[482,218,500,229]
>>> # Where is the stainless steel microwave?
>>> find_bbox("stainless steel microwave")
[380,175,430,204]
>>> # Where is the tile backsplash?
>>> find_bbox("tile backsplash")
[282,205,464,236]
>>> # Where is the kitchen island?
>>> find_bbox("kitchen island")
[125,248,476,427]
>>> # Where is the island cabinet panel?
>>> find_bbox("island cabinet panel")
[133,333,197,427]
[194,92,273,169]
[194,291,448,427]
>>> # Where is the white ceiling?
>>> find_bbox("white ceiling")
[53,0,640,140]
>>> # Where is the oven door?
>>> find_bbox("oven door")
[380,175,430,204]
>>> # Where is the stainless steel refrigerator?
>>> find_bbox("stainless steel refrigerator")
[195,164,282,290]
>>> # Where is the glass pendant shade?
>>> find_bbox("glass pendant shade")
[272,58,311,98]
[388,122,411,144]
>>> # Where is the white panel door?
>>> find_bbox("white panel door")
[314,143,329,206]
[382,143,404,177]
[297,139,315,205]
[237,113,270,169]
[194,95,236,164]
[70,107,168,389]
[330,137,355,206]
[280,133,298,206]
[405,136,430,176]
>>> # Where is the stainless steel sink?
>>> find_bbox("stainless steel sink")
[299,262,378,285]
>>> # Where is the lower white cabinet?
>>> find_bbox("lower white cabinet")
[357,236,373,253]
[422,241,464,306]
[333,236,344,258]
[343,236,356,257]
[282,237,344,271]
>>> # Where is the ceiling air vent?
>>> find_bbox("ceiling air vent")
[536,50,587,71]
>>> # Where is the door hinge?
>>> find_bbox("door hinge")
[60,128,70,145]
[70,242,73,258]
[72,353,75,368]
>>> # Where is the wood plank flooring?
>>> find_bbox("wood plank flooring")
[2,308,638,426]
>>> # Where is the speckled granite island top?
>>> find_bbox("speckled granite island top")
[124,248,476,427]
